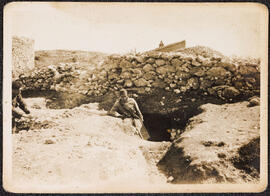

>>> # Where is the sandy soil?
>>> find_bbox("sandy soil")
[12,98,171,192]
[11,98,260,192]
[158,101,260,183]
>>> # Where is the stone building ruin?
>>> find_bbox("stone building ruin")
[12,36,35,79]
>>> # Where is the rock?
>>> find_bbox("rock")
[171,58,183,67]
[134,78,149,87]
[216,62,236,72]
[143,71,156,80]
[175,63,190,72]
[206,67,231,78]
[143,64,155,72]
[165,87,170,91]
[190,67,205,77]
[174,89,181,94]
[155,59,166,66]
[177,80,187,86]
[152,79,166,88]
[238,65,258,75]
[211,85,240,99]
[180,86,187,92]
[187,77,199,90]
[146,58,155,64]
[223,86,240,99]
[167,176,174,182]
[120,71,132,79]
[119,59,132,68]
[135,56,145,63]
[131,68,143,75]
[201,59,212,67]
[124,80,133,87]
[248,96,260,107]
[44,139,55,144]
[176,71,191,80]
[191,59,201,67]
[169,83,177,88]
[116,79,124,84]
[108,73,119,80]
[156,65,175,75]
[145,87,151,92]
[200,79,214,90]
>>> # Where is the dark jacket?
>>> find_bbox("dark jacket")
[12,92,30,119]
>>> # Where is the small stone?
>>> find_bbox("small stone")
[191,60,201,66]
[124,80,133,87]
[133,94,138,98]
[167,176,174,182]
[143,64,154,72]
[174,89,181,94]
[134,78,149,87]
[248,96,260,107]
[44,139,55,144]
[169,83,176,88]
[155,59,166,66]
[165,87,170,91]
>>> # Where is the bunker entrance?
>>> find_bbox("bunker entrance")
[143,106,203,142]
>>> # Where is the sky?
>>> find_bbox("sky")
[5,2,267,57]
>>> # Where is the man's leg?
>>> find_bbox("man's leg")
[132,118,143,139]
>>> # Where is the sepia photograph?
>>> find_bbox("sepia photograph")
[2,2,268,193]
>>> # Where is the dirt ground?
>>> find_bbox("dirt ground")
[12,98,171,192]
[11,98,260,192]
[158,101,260,184]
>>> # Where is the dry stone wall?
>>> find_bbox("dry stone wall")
[18,51,260,113]
[91,52,260,99]
[12,36,35,79]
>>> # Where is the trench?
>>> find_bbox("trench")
[22,90,223,142]
[142,106,203,142]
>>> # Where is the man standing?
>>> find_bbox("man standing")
[12,81,31,133]
[108,89,149,140]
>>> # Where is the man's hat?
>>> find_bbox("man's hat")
[12,80,22,90]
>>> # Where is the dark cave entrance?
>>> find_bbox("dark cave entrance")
[142,106,203,142]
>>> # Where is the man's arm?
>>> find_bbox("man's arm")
[12,106,24,118]
[107,100,122,117]
[132,99,144,121]
[17,94,30,114]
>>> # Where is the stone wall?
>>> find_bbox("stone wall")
[18,50,260,113]
[90,52,260,99]
[12,36,35,79]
